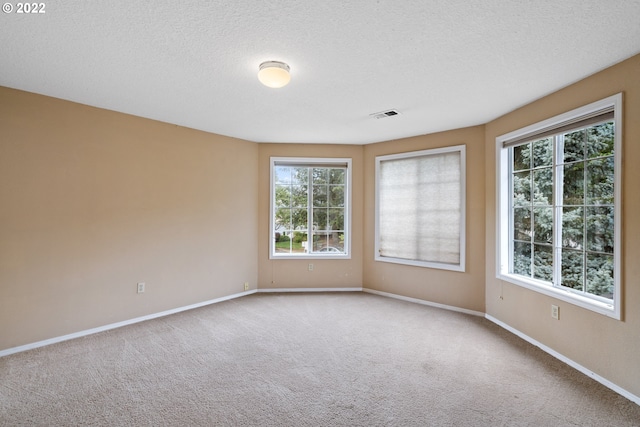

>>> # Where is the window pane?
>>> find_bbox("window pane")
[312,185,327,207]
[562,163,584,205]
[586,253,614,298]
[291,208,308,230]
[533,207,552,244]
[313,232,345,252]
[313,208,327,229]
[513,171,531,207]
[533,244,553,282]
[563,129,585,163]
[275,231,293,253]
[561,249,584,291]
[290,185,308,207]
[328,208,344,231]
[532,138,553,168]
[329,186,344,207]
[312,168,328,184]
[291,168,308,185]
[513,143,530,171]
[587,122,614,158]
[274,167,292,184]
[290,232,308,253]
[533,168,552,205]
[586,157,614,205]
[275,185,291,208]
[513,207,531,241]
[513,241,531,276]
[586,206,614,253]
[275,208,292,229]
[312,233,329,251]
[562,207,583,249]
[329,169,345,185]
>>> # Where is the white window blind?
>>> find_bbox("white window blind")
[375,145,466,271]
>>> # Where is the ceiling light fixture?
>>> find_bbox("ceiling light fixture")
[258,61,291,88]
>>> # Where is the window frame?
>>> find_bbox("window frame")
[269,157,352,260]
[496,93,622,319]
[374,145,466,272]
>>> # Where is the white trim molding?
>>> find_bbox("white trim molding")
[363,288,484,317]
[495,93,623,319]
[270,157,353,260]
[0,289,257,358]
[485,314,640,406]
[258,287,362,293]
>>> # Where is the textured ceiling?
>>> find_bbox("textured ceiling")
[1,1,639,144]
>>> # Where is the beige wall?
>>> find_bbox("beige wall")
[0,87,259,351]
[485,54,640,397]
[362,126,486,313]
[257,144,364,289]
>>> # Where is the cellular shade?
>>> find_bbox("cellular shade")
[377,148,464,268]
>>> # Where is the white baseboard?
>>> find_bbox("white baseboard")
[485,314,640,406]
[257,287,363,293]
[363,288,485,317]
[0,289,257,358]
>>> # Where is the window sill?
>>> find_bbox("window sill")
[270,254,351,260]
[376,255,465,272]
[497,272,620,320]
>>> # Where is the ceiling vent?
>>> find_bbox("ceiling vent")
[370,109,400,119]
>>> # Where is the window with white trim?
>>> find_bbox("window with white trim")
[496,93,622,319]
[270,157,351,258]
[375,145,466,271]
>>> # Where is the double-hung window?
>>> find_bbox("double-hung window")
[375,145,466,271]
[496,93,622,318]
[270,157,351,258]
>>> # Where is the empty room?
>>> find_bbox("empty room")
[1,1,640,425]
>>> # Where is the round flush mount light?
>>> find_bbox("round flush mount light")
[258,61,291,88]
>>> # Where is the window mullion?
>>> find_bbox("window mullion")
[554,135,563,288]
[508,149,515,275]
[307,167,313,254]
[529,170,534,279]
[581,130,588,295]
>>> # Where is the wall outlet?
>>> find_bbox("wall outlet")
[551,304,559,320]
[137,282,145,294]
[244,282,249,291]
[308,263,314,271]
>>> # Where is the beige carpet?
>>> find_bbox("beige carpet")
[1,292,639,426]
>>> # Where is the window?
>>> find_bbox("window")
[496,93,622,319]
[375,145,466,271]
[270,157,351,258]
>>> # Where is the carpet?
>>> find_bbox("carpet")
[1,292,639,426]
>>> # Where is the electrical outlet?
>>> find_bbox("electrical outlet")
[137,282,145,294]
[308,263,314,271]
[551,304,559,320]
[244,282,249,291]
